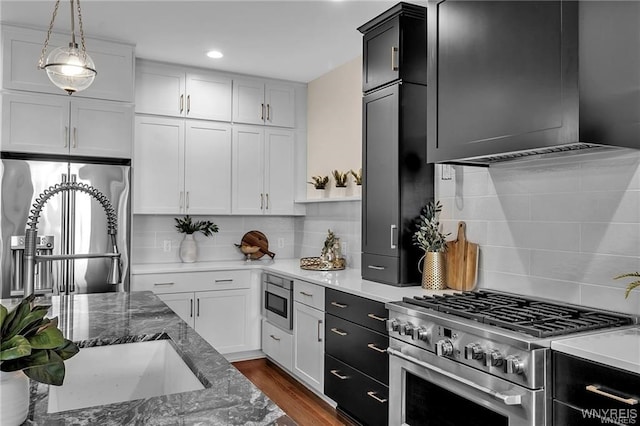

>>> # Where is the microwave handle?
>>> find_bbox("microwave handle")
[387,347,523,406]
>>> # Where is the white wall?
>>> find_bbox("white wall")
[435,150,640,314]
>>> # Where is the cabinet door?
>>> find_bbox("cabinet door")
[232,79,265,125]
[264,129,295,215]
[157,292,195,327]
[195,289,251,355]
[185,121,232,214]
[135,61,186,117]
[264,83,295,128]
[71,100,133,158]
[185,73,232,121]
[1,92,70,154]
[362,86,399,257]
[293,301,324,392]
[427,0,578,162]
[133,116,185,214]
[362,17,400,92]
[232,125,265,214]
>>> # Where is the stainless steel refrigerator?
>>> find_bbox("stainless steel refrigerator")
[0,153,130,298]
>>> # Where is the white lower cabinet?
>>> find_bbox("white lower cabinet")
[131,270,260,356]
[261,319,293,372]
[292,280,325,393]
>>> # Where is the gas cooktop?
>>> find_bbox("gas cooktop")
[402,290,634,338]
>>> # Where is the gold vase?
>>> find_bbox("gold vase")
[422,251,446,290]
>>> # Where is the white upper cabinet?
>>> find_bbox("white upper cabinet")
[1,91,133,158]
[134,115,231,215]
[135,60,232,121]
[1,25,134,102]
[233,79,295,128]
[232,125,295,215]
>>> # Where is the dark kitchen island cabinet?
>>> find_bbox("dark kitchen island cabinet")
[427,0,579,164]
[358,2,427,93]
[362,82,432,286]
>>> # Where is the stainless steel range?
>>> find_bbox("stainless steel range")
[385,290,635,426]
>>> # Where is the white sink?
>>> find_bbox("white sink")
[47,339,205,413]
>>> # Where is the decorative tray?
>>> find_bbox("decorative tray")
[299,257,346,271]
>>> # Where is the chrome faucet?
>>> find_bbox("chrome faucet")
[23,180,122,296]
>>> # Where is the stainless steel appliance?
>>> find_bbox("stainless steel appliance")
[262,272,293,331]
[386,290,635,426]
[0,154,130,298]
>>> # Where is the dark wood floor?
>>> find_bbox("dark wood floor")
[233,358,356,426]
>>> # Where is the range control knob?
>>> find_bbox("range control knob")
[435,339,454,357]
[486,349,504,367]
[411,326,431,342]
[399,322,414,336]
[505,355,524,375]
[464,343,484,361]
[386,319,399,333]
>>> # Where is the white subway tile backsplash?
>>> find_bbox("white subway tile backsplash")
[580,284,640,315]
[481,246,531,275]
[480,271,582,304]
[486,221,581,251]
[581,223,640,257]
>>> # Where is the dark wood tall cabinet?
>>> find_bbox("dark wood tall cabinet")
[359,3,432,286]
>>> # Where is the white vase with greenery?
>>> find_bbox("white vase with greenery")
[174,215,219,263]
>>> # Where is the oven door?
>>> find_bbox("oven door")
[388,340,547,426]
[264,281,293,330]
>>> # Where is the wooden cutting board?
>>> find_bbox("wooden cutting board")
[240,230,276,259]
[445,222,479,291]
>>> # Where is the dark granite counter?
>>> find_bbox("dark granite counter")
[3,291,292,425]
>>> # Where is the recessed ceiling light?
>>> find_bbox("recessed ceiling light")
[207,50,223,59]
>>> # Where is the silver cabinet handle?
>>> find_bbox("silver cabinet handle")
[186,191,190,210]
[300,291,313,297]
[331,301,348,309]
[187,95,191,114]
[368,265,386,271]
[388,347,523,406]
[330,327,347,336]
[367,343,387,353]
[180,94,184,113]
[215,279,233,284]
[190,299,193,318]
[265,193,269,210]
[367,391,388,404]
[586,385,639,405]
[64,126,69,148]
[196,298,200,317]
[260,193,264,210]
[317,319,323,342]
[266,104,271,121]
[72,127,77,148]
[154,282,175,286]
[270,334,281,342]
[390,224,397,249]
[179,191,184,210]
[261,103,265,120]
[330,370,348,380]
[391,46,399,71]
[368,313,387,322]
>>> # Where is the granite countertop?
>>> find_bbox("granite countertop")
[131,258,458,303]
[2,291,291,425]
[551,326,640,375]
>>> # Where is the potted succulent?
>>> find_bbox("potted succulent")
[412,201,450,289]
[174,215,219,263]
[1,294,79,425]
[350,168,362,196]
[615,272,640,299]
[332,170,349,197]
[307,175,329,190]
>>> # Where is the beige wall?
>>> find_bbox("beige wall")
[306,56,362,197]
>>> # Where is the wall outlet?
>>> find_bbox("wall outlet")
[278,238,285,248]
[341,241,348,254]
[163,240,172,252]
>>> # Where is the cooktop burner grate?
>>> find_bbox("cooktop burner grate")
[403,290,633,338]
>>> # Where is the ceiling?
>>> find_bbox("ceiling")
[0,0,426,83]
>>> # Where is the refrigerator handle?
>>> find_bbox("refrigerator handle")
[68,174,76,293]
[60,174,69,294]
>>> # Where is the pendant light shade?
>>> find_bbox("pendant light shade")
[38,0,97,95]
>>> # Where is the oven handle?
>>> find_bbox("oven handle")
[387,347,523,406]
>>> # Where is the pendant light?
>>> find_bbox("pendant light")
[38,0,97,95]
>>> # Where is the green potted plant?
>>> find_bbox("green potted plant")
[615,272,640,299]
[412,201,450,289]
[307,175,329,190]
[331,170,348,197]
[1,294,79,425]
[350,168,362,186]
[174,215,219,263]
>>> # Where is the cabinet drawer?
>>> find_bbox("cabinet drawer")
[362,253,399,285]
[554,352,640,411]
[262,320,293,372]
[325,354,388,426]
[131,270,250,293]
[325,314,389,384]
[294,279,325,310]
[553,400,615,426]
[325,288,388,334]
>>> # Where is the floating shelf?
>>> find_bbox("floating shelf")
[294,196,361,204]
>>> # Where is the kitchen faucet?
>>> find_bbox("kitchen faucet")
[22,180,122,296]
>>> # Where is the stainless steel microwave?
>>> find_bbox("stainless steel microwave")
[262,273,293,330]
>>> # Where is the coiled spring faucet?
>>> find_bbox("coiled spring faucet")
[23,180,122,296]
